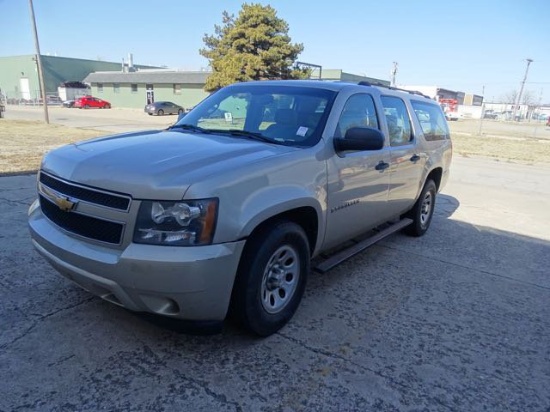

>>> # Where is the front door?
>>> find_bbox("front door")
[324,93,391,250]
[146,84,154,105]
[20,78,31,100]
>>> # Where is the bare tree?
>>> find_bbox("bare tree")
[498,89,536,105]
[499,90,517,104]
[521,90,537,106]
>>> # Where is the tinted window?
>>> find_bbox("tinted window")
[380,96,413,146]
[411,101,450,141]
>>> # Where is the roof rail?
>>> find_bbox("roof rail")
[358,81,432,99]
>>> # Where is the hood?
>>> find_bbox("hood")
[41,129,294,199]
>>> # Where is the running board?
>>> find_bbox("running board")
[313,218,413,274]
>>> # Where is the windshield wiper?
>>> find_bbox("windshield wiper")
[211,129,274,144]
[167,124,211,134]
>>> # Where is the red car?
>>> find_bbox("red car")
[74,96,111,109]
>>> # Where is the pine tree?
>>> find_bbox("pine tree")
[200,3,310,91]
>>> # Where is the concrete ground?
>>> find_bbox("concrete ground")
[1,107,549,411]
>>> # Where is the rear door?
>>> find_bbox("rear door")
[380,95,425,216]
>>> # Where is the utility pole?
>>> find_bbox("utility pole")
[390,62,398,87]
[29,0,49,124]
[512,58,533,122]
[478,85,485,135]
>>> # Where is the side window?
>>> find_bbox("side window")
[380,96,413,146]
[336,94,379,138]
[410,101,450,141]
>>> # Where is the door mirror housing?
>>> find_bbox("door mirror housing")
[333,127,385,152]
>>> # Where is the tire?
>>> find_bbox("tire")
[157,109,164,116]
[84,104,90,109]
[104,104,111,109]
[178,109,184,115]
[404,179,436,237]
[231,221,310,336]
[148,113,152,116]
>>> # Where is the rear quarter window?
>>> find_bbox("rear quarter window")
[411,101,450,141]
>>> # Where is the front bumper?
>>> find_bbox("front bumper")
[28,200,246,321]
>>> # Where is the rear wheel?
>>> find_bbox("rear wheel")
[231,221,310,336]
[404,179,436,237]
[157,109,164,116]
[178,109,184,115]
[84,104,90,109]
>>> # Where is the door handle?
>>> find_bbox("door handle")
[375,161,389,171]
[410,154,420,162]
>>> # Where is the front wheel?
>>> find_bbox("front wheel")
[231,221,310,336]
[157,109,164,116]
[104,104,111,109]
[404,179,437,237]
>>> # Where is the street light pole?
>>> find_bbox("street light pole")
[390,62,398,87]
[512,58,533,122]
[28,0,49,124]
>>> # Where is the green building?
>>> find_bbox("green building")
[0,53,390,109]
[81,68,389,110]
[0,54,157,102]
[317,69,390,85]
[83,71,211,110]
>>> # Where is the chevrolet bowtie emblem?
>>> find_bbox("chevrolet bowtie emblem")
[39,183,79,212]
[54,195,77,212]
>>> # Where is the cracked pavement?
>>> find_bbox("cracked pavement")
[1,157,549,411]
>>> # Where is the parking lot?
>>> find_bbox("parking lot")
[1,108,549,411]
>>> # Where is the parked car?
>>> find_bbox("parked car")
[483,111,498,119]
[445,111,460,121]
[144,101,184,116]
[62,100,75,108]
[28,80,452,336]
[74,96,111,109]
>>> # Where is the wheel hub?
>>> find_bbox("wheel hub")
[261,245,300,314]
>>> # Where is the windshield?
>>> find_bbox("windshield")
[173,84,336,147]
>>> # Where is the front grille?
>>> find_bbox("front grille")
[39,173,130,211]
[40,195,124,244]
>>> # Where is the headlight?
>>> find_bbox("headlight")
[133,199,218,246]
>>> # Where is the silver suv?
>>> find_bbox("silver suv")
[29,80,452,336]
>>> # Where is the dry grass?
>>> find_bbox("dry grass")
[0,120,103,174]
[451,133,550,164]
[449,120,550,165]
[1,119,549,175]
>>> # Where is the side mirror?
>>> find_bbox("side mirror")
[333,127,385,152]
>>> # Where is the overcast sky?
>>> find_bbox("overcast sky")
[2,0,549,102]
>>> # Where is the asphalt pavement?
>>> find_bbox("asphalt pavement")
[0,110,549,410]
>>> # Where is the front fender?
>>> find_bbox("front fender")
[238,186,324,240]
